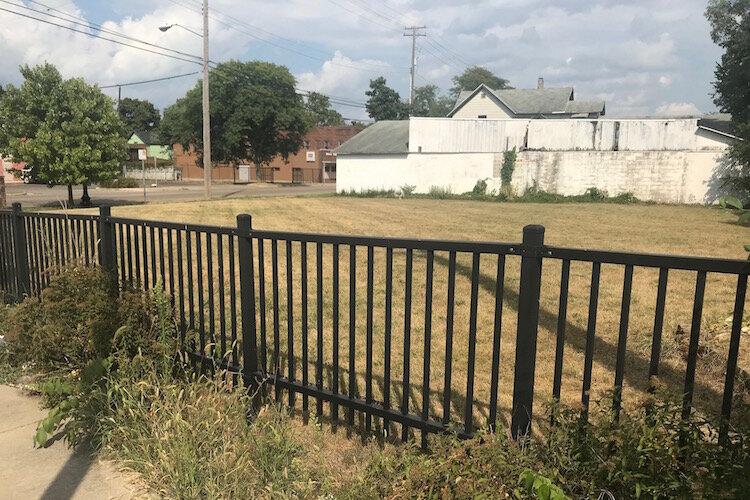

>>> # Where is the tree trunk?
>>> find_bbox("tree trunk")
[67,184,75,207]
[80,182,91,207]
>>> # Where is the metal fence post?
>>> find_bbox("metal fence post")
[511,224,545,439]
[11,203,30,299]
[237,214,258,387]
[98,206,117,285]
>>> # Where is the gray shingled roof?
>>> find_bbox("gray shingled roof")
[335,121,409,155]
[131,130,161,145]
[449,84,604,117]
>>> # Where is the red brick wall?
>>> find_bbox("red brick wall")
[174,126,362,182]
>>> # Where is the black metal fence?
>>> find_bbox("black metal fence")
[1,202,748,446]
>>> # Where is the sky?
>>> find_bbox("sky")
[0,0,724,121]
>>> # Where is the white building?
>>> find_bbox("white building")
[335,116,735,204]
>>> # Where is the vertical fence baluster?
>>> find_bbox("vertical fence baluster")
[720,274,748,445]
[53,218,61,271]
[301,241,309,413]
[89,218,97,265]
[159,228,166,287]
[83,218,91,265]
[402,247,413,442]
[581,261,601,423]
[465,252,480,436]
[167,229,175,305]
[551,259,570,422]
[258,238,267,374]
[682,271,707,424]
[613,265,634,420]
[272,239,281,401]
[196,232,206,367]
[421,249,434,448]
[126,224,133,285]
[489,254,506,431]
[443,251,456,426]
[384,247,393,433]
[98,207,117,287]
[228,236,238,370]
[176,229,186,344]
[366,245,374,433]
[349,244,356,426]
[141,224,149,289]
[117,223,125,283]
[649,268,669,389]
[286,240,295,407]
[149,226,157,288]
[207,233,215,357]
[186,230,195,335]
[217,235,226,358]
[332,243,339,422]
[316,242,324,416]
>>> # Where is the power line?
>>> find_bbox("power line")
[0,5,204,65]
[2,0,203,62]
[99,71,200,89]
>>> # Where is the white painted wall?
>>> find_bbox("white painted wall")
[409,118,527,153]
[336,153,495,194]
[451,90,513,119]
[512,150,724,204]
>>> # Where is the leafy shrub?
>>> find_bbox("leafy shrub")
[583,186,608,201]
[428,185,453,199]
[5,266,118,369]
[472,179,488,196]
[99,176,139,188]
[399,184,416,197]
[501,147,517,186]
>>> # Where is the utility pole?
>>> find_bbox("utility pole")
[403,26,426,112]
[117,85,121,108]
[202,0,212,200]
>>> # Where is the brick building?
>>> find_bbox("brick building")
[175,125,362,183]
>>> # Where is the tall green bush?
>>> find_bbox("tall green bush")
[501,147,517,187]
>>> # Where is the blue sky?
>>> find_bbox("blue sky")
[0,0,724,120]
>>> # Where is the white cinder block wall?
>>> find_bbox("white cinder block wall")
[336,118,731,203]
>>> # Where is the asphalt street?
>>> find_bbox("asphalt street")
[4,181,335,208]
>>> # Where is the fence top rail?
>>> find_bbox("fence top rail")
[545,245,750,275]
[23,212,99,222]
[107,216,237,236]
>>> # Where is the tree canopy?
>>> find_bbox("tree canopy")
[449,66,511,98]
[365,77,408,121]
[706,0,750,199]
[161,60,309,175]
[304,92,344,127]
[0,63,126,203]
[412,85,454,117]
[118,97,161,136]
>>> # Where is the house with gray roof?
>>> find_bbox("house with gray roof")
[449,80,605,119]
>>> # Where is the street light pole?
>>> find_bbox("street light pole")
[202,0,211,200]
[159,11,211,199]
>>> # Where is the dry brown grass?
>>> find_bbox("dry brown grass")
[89,197,749,438]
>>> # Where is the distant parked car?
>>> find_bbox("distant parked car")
[22,167,32,183]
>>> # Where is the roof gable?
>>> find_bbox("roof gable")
[335,121,409,155]
[449,84,604,117]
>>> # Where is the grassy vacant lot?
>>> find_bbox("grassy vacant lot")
[90,197,748,438]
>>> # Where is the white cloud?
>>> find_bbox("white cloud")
[659,75,673,86]
[655,102,702,116]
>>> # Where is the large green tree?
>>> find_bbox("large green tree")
[706,0,750,199]
[412,85,454,117]
[161,60,309,176]
[305,92,344,127]
[118,97,161,136]
[449,66,512,98]
[365,77,408,121]
[0,63,126,206]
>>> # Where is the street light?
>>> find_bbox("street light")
[159,1,211,200]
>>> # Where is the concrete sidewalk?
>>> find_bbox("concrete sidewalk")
[0,385,145,499]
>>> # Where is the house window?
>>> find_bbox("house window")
[304,141,310,148]
[324,140,329,149]
[306,151,315,162]
[324,163,336,173]
[478,114,487,119]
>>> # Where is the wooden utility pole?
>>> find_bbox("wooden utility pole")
[202,0,212,200]
[404,26,426,111]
